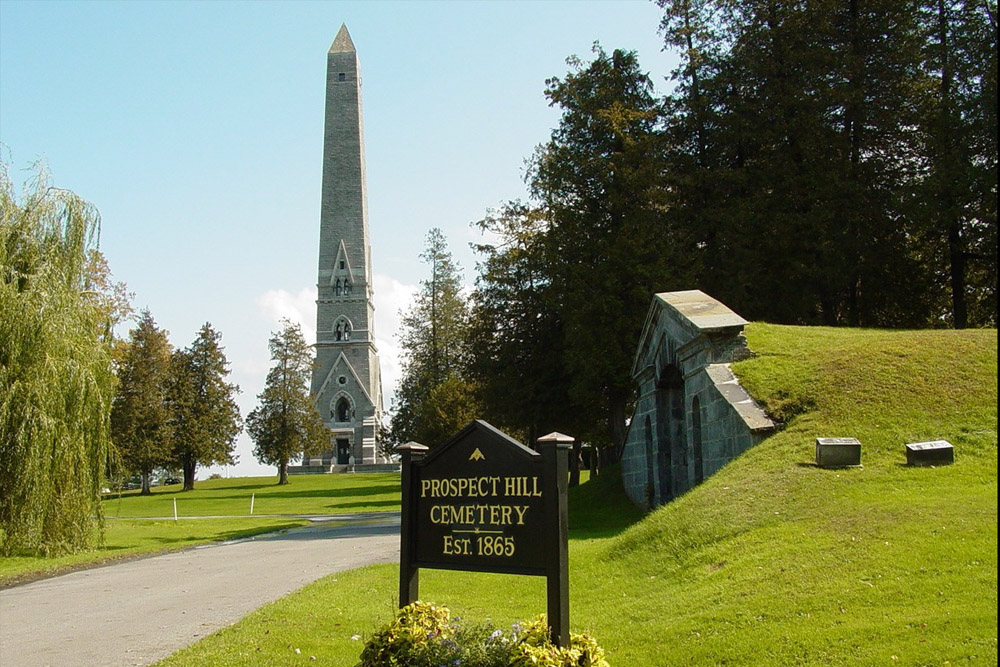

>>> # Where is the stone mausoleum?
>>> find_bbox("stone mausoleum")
[621,290,775,509]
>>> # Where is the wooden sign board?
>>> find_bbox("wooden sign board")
[397,420,571,646]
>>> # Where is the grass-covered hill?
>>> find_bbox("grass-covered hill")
[159,323,997,666]
[604,324,997,664]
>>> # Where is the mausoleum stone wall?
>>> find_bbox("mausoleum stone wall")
[621,291,775,509]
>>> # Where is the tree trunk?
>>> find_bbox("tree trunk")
[182,458,196,491]
[568,440,582,487]
[949,221,968,328]
[607,394,627,453]
[140,472,151,496]
[278,460,289,485]
[937,0,968,329]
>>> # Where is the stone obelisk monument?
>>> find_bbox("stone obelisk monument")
[310,24,384,468]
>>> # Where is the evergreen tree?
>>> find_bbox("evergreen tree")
[390,229,477,448]
[168,323,242,491]
[0,160,117,555]
[247,320,329,484]
[468,202,575,446]
[916,0,997,327]
[528,46,679,451]
[655,0,996,328]
[111,310,173,495]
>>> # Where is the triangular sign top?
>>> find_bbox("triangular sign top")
[419,420,540,467]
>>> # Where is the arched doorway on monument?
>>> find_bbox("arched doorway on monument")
[654,364,687,504]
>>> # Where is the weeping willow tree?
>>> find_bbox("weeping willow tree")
[0,160,117,556]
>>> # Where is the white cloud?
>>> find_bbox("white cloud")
[257,287,318,344]
[373,273,417,408]
[254,276,416,411]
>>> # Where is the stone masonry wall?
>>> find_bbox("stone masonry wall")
[621,291,774,509]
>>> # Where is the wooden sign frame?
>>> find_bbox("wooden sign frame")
[397,421,572,646]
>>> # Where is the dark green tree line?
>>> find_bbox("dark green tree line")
[915,0,997,327]
[469,47,684,458]
[468,202,575,447]
[463,3,995,462]
[656,0,996,327]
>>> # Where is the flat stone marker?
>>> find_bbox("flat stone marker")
[905,440,954,466]
[815,437,862,468]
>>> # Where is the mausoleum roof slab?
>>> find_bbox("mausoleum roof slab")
[632,289,748,378]
[656,290,748,334]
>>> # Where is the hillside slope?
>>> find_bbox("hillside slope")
[602,324,997,665]
[154,325,996,667]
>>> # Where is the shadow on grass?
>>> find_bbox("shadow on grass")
[321,499,400,510]
[195,485,399,501]
[140,522,310,547]
[569,525,637,541]
[266,521,400,541]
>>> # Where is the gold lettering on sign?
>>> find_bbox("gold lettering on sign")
[429,504,530,526]
[443,534,515,557]
[421,476,542,499]
[420,476,503,499]
[423,474,544,560]
[442,535,472,555]
[503,476,543,497]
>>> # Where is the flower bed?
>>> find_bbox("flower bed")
[357,602,609,667]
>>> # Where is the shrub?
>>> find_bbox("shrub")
[357,602,609,667]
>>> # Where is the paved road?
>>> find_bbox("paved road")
[0,514,400,667]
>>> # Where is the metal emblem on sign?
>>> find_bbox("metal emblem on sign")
[469,448,486,461]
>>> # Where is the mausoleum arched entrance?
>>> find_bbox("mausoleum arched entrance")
[654,364,686,505]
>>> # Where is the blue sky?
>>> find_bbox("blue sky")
[1,0,678,477]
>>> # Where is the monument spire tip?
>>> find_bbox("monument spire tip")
[330,23,356,54]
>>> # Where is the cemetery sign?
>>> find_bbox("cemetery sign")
[397,420,572,646]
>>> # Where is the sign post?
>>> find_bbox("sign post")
[396,421,572,646]
[397,441,429,607]
[538,431,573,647]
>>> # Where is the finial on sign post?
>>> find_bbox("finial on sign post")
[537,432,574,448]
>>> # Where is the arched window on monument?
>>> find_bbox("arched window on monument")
[343,322,351,340]
[335,323,342,341]
[336,397,351,423]
[335,279,342,296]
[344,279,352,295]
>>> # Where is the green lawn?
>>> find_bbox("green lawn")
[157,324,997,666]
[103,472,401,518]
[0,518,307,586]
[1,472,401,586]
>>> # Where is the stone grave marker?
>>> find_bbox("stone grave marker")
[815,437,862,468]
[905,440,954,466]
